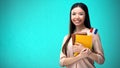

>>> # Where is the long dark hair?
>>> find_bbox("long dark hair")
[62,2,91,56]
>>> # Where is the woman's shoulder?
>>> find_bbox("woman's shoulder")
[87,28,98,35]
[61,34,70,46]
[63,34,70,40]
[87,28,101,40]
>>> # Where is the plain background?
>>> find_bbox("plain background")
[0,0,120,68]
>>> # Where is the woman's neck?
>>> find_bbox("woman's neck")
[75,25,86,32]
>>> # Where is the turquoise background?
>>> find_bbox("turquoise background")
[0,0,120,68]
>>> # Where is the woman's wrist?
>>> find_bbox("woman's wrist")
[88,52,98,61]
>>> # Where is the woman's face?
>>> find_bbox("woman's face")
[71,7,85,26]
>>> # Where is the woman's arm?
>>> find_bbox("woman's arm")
[89,52,104,64]
[60,53,82,66]
[60,35,90,66]
[88,33,105,64]
[60,47,91,66]
[59,35,81,66]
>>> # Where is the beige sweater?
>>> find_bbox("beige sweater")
[60,29,104,68]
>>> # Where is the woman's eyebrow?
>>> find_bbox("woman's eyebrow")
[79,12,85,13]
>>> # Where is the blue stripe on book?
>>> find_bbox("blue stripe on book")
[94,29,98,34]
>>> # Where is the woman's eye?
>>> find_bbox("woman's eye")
[72,13,76,15]
[79,13,83,15]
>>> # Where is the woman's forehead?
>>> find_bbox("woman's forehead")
[71,7,85,13]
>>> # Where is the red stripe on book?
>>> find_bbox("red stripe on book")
[90,28,93,33]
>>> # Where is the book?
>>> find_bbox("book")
[72,33,92,56]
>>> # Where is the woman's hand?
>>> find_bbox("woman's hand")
[72,43,92,58]
[72,43,85,53]
[79,48,92,58]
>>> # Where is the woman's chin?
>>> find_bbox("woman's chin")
[74,23,82,26]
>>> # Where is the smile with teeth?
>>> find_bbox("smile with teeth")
[74,20,81,23]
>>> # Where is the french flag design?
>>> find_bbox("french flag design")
[90,28,98,34]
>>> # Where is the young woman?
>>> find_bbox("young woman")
[60,3,105,68]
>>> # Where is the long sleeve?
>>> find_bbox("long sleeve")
[59,35,68,66]
[93,33,105,64]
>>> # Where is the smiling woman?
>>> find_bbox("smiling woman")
[0,0,120,68]
[59,2,105,68]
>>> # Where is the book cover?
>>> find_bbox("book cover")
[72,33,92,56]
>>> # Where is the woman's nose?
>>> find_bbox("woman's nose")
[75,14,80,18]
